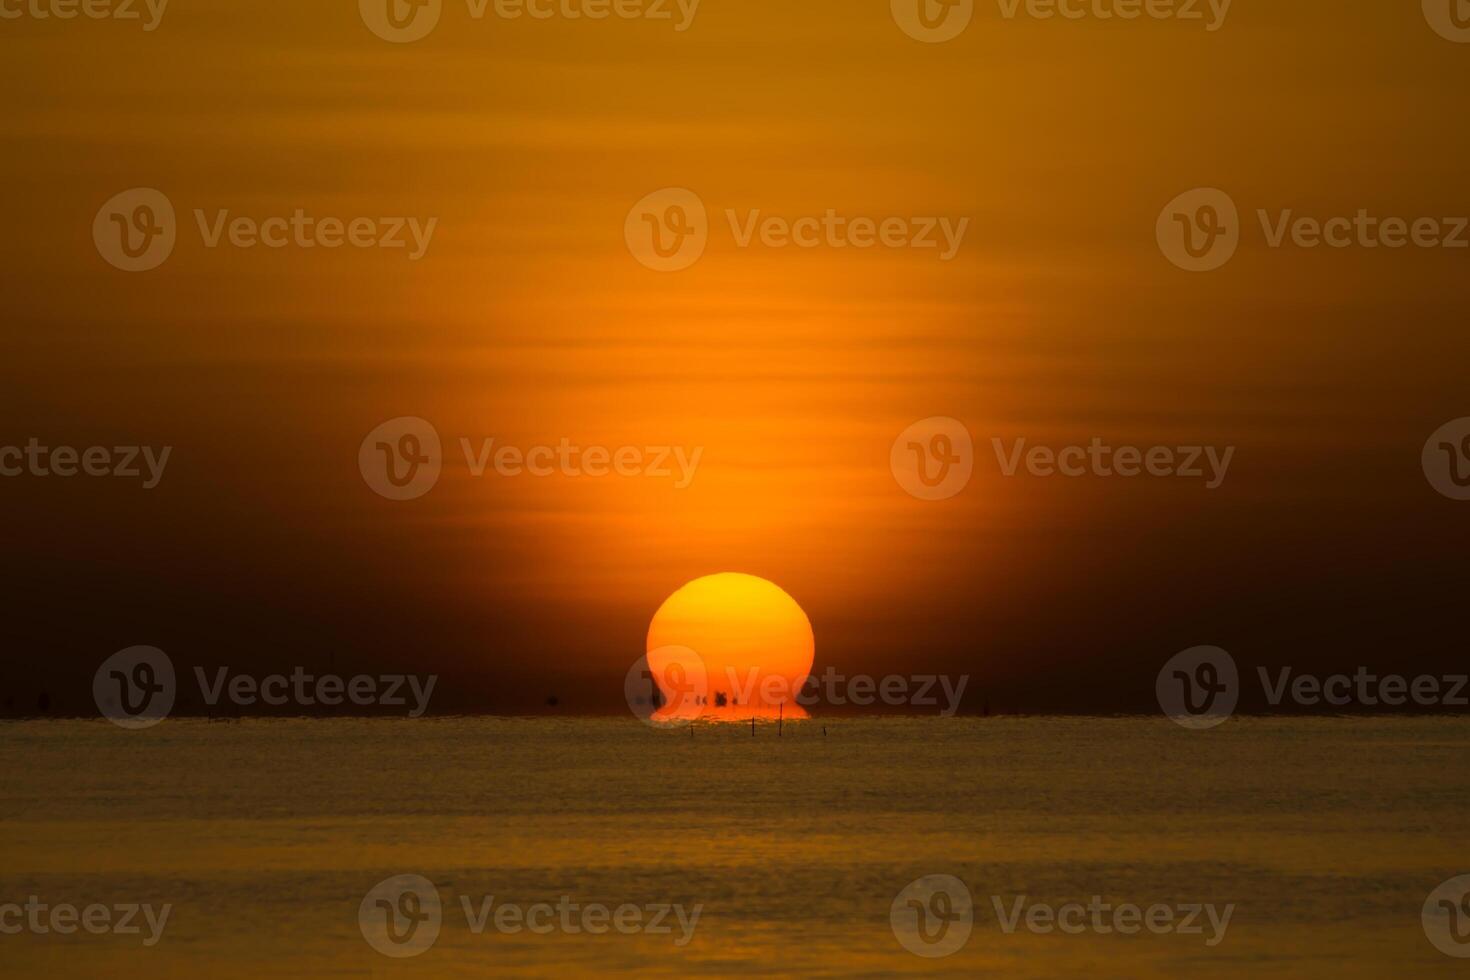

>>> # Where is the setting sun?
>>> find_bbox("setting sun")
[646,573,814,721]
[5,0,1469,975]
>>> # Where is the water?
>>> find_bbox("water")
[0,717,1465,976]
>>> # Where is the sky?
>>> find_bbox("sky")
[3,0,1469,715]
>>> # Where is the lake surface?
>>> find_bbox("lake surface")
[0,716,1466,976]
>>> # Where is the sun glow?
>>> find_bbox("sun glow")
[646,573,815,721]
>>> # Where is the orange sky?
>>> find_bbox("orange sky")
[3,0,1469,713]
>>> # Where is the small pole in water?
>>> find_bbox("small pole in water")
[751,715,755,737]
[778,702,783,738]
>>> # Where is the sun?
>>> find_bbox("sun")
[646,573,814,721]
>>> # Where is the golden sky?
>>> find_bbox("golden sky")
[3,0,1469,712]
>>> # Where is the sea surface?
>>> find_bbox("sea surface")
[0,716,1466,977]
